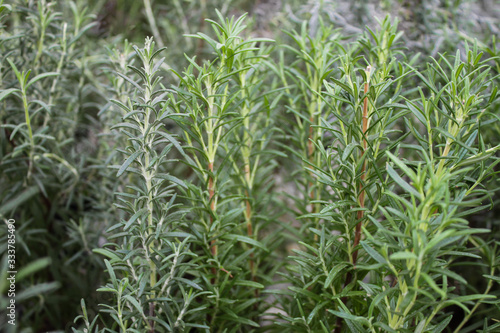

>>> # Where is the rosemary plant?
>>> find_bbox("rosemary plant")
[1,1,105,331]
[1,1,499,332]
[170,11,282,329]
[270,20,340,240]
[90,37,209,332]
[269,16,500,333]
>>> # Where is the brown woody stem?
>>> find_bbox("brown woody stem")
[335,66,371,333]
[352,66,370,264]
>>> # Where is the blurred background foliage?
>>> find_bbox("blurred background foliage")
[0,0,499,332]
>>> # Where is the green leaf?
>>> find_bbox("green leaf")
[415,319,426,333]
[235,280,264,289]
[26,72,60,89]
[386,151,417,180]
[451,293,496,303]
[324,263,349,289]
[124,208,147,230]
[484,275,500,284]
[454,145,500,169]
[390,251,417,261]
[164,232,193,238]
[0,88,19,102]
[117,151,142,177]
[123,295,145,315]
[0,186,39,216]
[326,309,370,326]
[157,174,187,188]
[93,249,121,262]
[115,72,143,91]
[104,259,117,285]
[342,142,358,162]
[157,131,185,155]
[430,315,452,333]
[175,277,202,290]
[218,314,259,327]
[420,272,445,299]
[222,234,268,252]
[386,164,421,199]
[307,301,329,324]
[16,258,51,281]
[288,286,322,301]
[361,242,387,264]
[16,282,60,302]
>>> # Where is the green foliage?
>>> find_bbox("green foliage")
[1,1,499,332]
[0,1,107,331]
[268,16,500,333]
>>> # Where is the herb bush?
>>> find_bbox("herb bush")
[1,0,500,332]
[0,1,110,331]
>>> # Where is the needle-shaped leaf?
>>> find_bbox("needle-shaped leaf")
[117,151,142,177]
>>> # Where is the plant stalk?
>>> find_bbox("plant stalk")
[352,67,370,264]
[143,0,164,48]
[240,72,257,285]
[21,86,34,180]
[208,161,217,279]
[336,66,371,333]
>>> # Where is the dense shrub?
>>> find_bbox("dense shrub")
[1,0,499,332]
